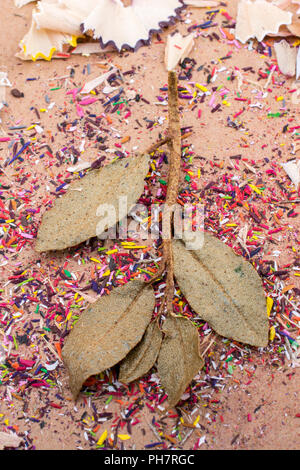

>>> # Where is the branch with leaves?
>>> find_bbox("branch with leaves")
[36,71,269,408]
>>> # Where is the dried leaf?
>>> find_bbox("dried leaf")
[0,432,22,450]
[119,321,162,384]
[235,0,292,44]
[36,154,149,251]
[172,233,269,347]
[157,316,204,407]
[62,280,155,399]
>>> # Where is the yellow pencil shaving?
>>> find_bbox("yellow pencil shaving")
[267,297,273,317]
[105,249,118,255]
[195,84,208,92]
[97,430,107,446]
[249,184,262,195]
[122,246,147,249]
[269,326,276,341]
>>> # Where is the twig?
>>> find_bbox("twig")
[266,199,300,205]
[164,71,182,314]
[147,71,182,318]
[146,137,171,155]
[200,335,216,357]
[145,131,192,156]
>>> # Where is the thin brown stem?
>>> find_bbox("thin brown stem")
[146,71,182,316]
[267,199,300,205]
[146,132,192,157]
[146,137,171,155]
[163,72,181,315]
[165,71,182,208]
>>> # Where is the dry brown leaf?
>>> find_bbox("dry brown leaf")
[62,280,155,399]
[119,321,162,383]
[172,232,269,347]
[157,316,204,408]
[36,154,149,252]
